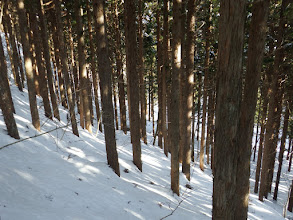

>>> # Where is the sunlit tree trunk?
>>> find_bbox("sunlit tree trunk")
[29,4,53,120]
[16,0,40,131]
[181,0,195,181]
[37,0,60,121]
[93,0,120,176]
[170,0,182,196]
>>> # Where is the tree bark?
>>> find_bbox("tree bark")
[182,0,195,181]
[37,0,60,121]
[170,0,182,196]
[254,73,270,194]
[3,0,23,91]
[93,0,120,176]
[16,0,40,131]
[124,0,142,171]
[234,1,270,217]
[54,0,79,136]
[273,101,290,200]
[0,34,19,139]
[162,0,169,156]
[212,0,245,218]
[29,5,53,120]
[75,0,92,133]
[259,0,287,200]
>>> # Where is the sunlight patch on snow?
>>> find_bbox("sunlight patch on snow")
[14,169,35,183]
[124,208,145,220]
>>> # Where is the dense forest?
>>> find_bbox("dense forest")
[0,0,293,219]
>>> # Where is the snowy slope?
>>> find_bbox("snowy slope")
[0,84,292,220]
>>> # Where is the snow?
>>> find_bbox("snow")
[1,85,293,219]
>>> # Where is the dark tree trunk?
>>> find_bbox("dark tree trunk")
[162,0,169,157]
[273,102,290,200]
[124,0,142,171]
[0,35,19,139]
[234,1,270,217]
[288,138,292,160]
[259,0,287,200]
[16,0,40,131]
[212,0,246,218]
[288,181,293,212]
[49,11,67,109]
[138,0,147,144]
[29,5,53,120]
[86,0,102,132]
[75,0,92,133]
[93,0,120,176]
[156,5,163,149]
[254,73,270,193]
[54,0,79,136]
[3,0,23,91]
[37,0,60,121]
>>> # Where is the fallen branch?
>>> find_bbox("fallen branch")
[0,123,71,150]
[160,199,184,220]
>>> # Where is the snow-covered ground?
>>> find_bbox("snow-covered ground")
[0,84,293,220]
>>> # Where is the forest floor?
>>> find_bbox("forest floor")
[0,84,293,220]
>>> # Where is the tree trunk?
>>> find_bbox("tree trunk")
[288,181,293,212]
[162,0,169,157]
[54,0,79,136]
[93,0,120,176]
[156,5,163,149]
[49,11,67,109]
[86,0,102,132]
[253,98,261,162]
[288,138,292,160]
[170,0,182,196]
[0,35,19,139]
[37,0,60,121]
[124,0,142,171]
[3,0,23,91]
[212,0,245,218]
[112,0,127,134]
[138,0,147,144]
[205,1,212,166]
[182,0,195,181]
[234,1,270,217]
[254,73,270,194]
[75,0,92,133]
[29,5,53,120]
[16,0,40,131]
[259,0,287,200]
[197,73,202,158]
[273,101,290,200]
